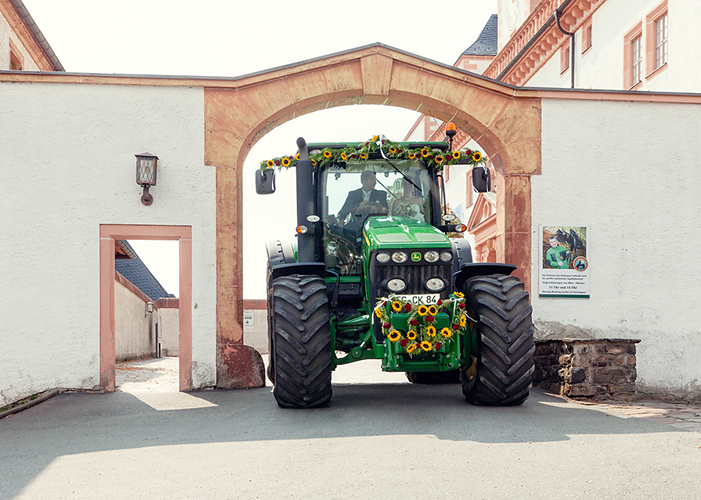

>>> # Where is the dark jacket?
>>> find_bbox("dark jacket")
[337,188,388,222]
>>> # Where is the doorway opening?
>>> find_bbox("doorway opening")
[100,225,192,392]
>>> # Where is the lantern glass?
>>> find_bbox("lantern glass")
[136,154,158,186]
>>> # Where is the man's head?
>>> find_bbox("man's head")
[549,236,559,248]
[360,170,376,191]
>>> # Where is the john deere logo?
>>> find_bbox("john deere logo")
[411,252,421,262]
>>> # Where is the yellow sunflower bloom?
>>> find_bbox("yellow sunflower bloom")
[323,150,332,158]
[281,157,291,167]
[391,301,402,312]
[341,152,348,161]
[407,330,417,340]
[406,344,417,354]
[266,160,274,168]
[388,330,401,342]
[421,341,432,352]
[460,315,467,327]
[472,151,482,162]
[421,148,430,157]
[435,155,444,164]
[427,325,437,337]
[452,151,461,160]
[408,152,417,159]
[295,153,300,160]
[417,305,428,316]
[374,307,383,319]
[389,146,397,154]
[453,292,464,298]
[372,135,379,142]
[311,159,317,166]
[441,328,452,339]
[360,153,368,160]
[427,305,438,316]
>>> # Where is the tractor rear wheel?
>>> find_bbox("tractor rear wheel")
[405,370,460,384]
[461,274,535,406]
[271,274,332,408]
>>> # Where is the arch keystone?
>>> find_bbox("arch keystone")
[360,54,393,103]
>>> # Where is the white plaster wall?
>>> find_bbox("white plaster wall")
[535,98,701,398]
[527,0,701,92]
[115,281,155,361]
[0,82,215,405]
[158,308,179,357]
[0,12,40,71]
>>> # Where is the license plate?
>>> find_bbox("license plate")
[395,294,440,306]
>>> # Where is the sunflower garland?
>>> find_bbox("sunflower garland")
[374,293,470,356]
[259,134,486,172]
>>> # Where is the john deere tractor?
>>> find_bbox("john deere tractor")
[255,132,534,408]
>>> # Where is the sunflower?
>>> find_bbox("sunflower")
[407,330,417,340]
[323,150,332,159]
[388,330,401,342]
[266,160,274,168]
[374,307,383,319]
[434,155,445,164]
[391,301,402,312]
[452,151,461,160]
[427,325,437,337]
[427,305,438,316]
[421,148,430,157]
[408,152,417,159]
[453,292,464,298]
[389,146,397,154]
[420,341,432,352]
[281,157,291,167]
[417,305,428,316]
[406,344,417,354]
[360,153,368,160]
[372,135,379,142]
[441,328,452,339]
[311,159,317,166]
[472,151,482,162]
[460,314,467,327]
[341,152,348,161]
[295,153,300,160]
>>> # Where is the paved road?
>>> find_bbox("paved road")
[2,359,701,499]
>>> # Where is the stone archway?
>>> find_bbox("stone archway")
[204,43,541,387]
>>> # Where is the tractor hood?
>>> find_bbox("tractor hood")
[363,216,450,250]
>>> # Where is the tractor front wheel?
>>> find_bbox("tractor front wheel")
[461,274,535,406]
[270,274,333,408]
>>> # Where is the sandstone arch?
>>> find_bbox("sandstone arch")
[204,43,541,387]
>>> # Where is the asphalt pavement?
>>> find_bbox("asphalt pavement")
[1,357,700,499]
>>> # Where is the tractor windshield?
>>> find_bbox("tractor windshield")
[320,159,433,275]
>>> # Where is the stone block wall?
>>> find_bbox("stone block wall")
[534,339,640,400]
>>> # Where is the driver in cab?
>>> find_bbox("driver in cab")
[336,170,388,226]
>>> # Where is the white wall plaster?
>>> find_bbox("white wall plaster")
[0,82,215,405]
[535,98,701,398]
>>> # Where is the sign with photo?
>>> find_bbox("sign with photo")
[539,225,590,298]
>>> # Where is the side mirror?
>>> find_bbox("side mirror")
[255,168,276,194]
[472,166,491,193]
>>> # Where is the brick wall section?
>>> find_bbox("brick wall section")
[156,297,179,309]
[534,339,640,401]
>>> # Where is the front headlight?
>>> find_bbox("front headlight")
[425,277,445,292]
[376,252,390,263]
[440,251,453,263]
[424,251,440,263]
[386,278,407,293]
[391,251,408,264]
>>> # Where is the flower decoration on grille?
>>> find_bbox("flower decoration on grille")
[374,292,470,356]
[259,134,485,172]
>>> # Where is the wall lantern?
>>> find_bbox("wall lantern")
[135,153,158,206]
[146,301,154,316]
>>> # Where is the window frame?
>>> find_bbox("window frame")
[645,1,668,80]
[623,22,643,90]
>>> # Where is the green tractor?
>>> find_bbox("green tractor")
[255,132,534,408]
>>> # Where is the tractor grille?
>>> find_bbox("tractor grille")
[376,264,452,296]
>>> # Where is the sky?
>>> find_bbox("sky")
[22,0,498,298]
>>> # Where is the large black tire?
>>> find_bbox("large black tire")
[405,370,461,384]
[271,274,333,408]
[461,274,535,406]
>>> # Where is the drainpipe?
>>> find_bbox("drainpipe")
[555,7,576,89]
